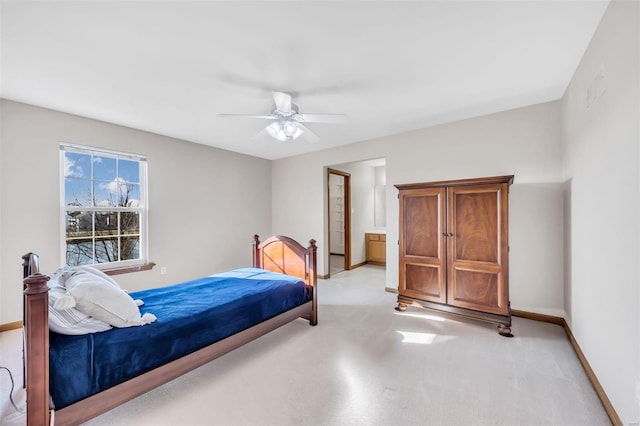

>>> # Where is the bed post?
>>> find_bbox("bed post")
[23,272,51,426]
[307,239,318,326]
[21,252,39,389]
[22,253,40,282]
[252,234,261,268]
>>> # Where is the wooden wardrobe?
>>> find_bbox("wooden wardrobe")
[395,175,514,336]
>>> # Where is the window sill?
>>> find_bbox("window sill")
[102,262,156,276]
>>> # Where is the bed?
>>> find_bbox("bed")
[22,234,317,426]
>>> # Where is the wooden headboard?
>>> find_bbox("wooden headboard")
[252,234,317,286]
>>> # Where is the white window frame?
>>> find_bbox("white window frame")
[60,143,149,269]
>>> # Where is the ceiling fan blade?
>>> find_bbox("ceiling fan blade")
[252,128,270,140]
[297,123,319,143]
[218,114,276,120]
[273,92,292,114]
[296,113,348,123]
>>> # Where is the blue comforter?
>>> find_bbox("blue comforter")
[49,268,310,409]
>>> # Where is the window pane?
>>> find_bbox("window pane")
[95,211,118,237]
[93,156,117,181]
[119,159,140,183]
[94,180,117,207]
[65,178,92,206]
[121,211,140,234]
[122,183,140,207]
[64,152,90,179]
[66,210,94,267]
[66,211,93,236]
[66,238,94,266]
[121,236,140,261]
[94,237,119,263]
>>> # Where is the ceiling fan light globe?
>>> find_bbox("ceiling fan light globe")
[283,120,298,137]
[266,122,288,141]
[266,122,280,138]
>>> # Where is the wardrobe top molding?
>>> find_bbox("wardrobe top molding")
[394,175,514,191]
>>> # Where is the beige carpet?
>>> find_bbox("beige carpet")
[1,265,609,425]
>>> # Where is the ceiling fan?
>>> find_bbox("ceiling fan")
[218,92,348,142]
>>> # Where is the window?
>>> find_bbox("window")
[61,144,148,268]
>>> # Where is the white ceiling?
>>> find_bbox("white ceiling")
[1,1,609,160]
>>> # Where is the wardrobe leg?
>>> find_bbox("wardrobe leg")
[395,302,407,312]
[497,324,514,337]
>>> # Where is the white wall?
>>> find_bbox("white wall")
[374,165,386,228]
[0,100,272,324]
[273,101,564,317]
[561,0,639,422]
[509,183,565,316]
[0,99,3,324]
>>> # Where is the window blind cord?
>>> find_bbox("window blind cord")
[0,366,24,413]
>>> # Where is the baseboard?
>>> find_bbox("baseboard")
[510,305,566,319]
[561,321,622,426]
[514,310,622,426]
[385,286,398,294]
[349,261,366,270]
[320,261,366,278]
[511,309,564,326]
[0,321,22,332]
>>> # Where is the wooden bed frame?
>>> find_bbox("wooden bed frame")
[22,234,317,426]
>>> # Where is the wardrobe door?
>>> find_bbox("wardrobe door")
[399,187,447,303]
[446,183,509,315]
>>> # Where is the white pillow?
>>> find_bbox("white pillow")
[78,266,122,288]
[55,268,156,328]
[57,266,120,288]
[48,285,113,335]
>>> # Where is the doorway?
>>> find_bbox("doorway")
[327,168,351,276]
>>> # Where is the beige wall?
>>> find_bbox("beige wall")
[0,100,3,324]
[0,100,272,324]
[273,100,565,317]
[561,0,639,422]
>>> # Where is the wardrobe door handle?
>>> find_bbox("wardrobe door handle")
[440,232,447,237]
[448,233,454,237]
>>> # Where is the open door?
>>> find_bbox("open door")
[327,168,351,276]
